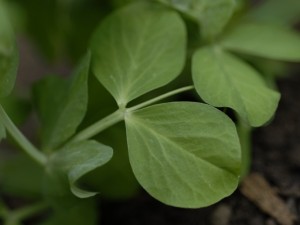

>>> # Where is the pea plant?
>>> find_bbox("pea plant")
[0,0,300,224]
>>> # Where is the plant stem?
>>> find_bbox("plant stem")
[70,109,125,142]
[0,105,47,166]
[70,86,194,142]
[128,85,194,112]
[237,117,252,180]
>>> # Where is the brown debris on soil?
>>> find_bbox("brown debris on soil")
[240,173,297,225]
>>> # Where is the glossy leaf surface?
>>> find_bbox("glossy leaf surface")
[33,53,90,151]
[192,46,280,126]
[221,22,300,62]
[50,140,113,198]
[91,2,186,106]
[125,102,241,208]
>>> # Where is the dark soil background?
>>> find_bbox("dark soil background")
[100,71,300,225]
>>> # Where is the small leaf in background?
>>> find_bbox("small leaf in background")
[199,0,236,39]
[125,102,241,208]
[221,22,300,62]
[0,153,44,199]
[246,0,300,26]
[91,1,186,106]
[33,52,91,151]
[50,140,113,198]
[158,0,236,39]
[192,46,280,127]
[0,0,18,98]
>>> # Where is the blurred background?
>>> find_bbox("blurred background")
[0,0,300,224]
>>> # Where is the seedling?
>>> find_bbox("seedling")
[0,0,300,224]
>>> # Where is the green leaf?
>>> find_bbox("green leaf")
[0,1,18,98]
[221,22,300,62]
[91,1,186,106]
[125,102,241,208]
[50,140,113,198]
[192,46,280,126]
[33,52,91,151]
[246,0,300,25]
[158,0,236,39]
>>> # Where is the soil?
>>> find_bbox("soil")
[100,71,300,225]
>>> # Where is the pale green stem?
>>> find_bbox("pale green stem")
[70,109,125,143]
[128,85,195,112]
[71,86,195,142]
[237,117,252,180]
[0,105,47,166]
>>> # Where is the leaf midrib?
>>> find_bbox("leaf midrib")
[120,13,152,101]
